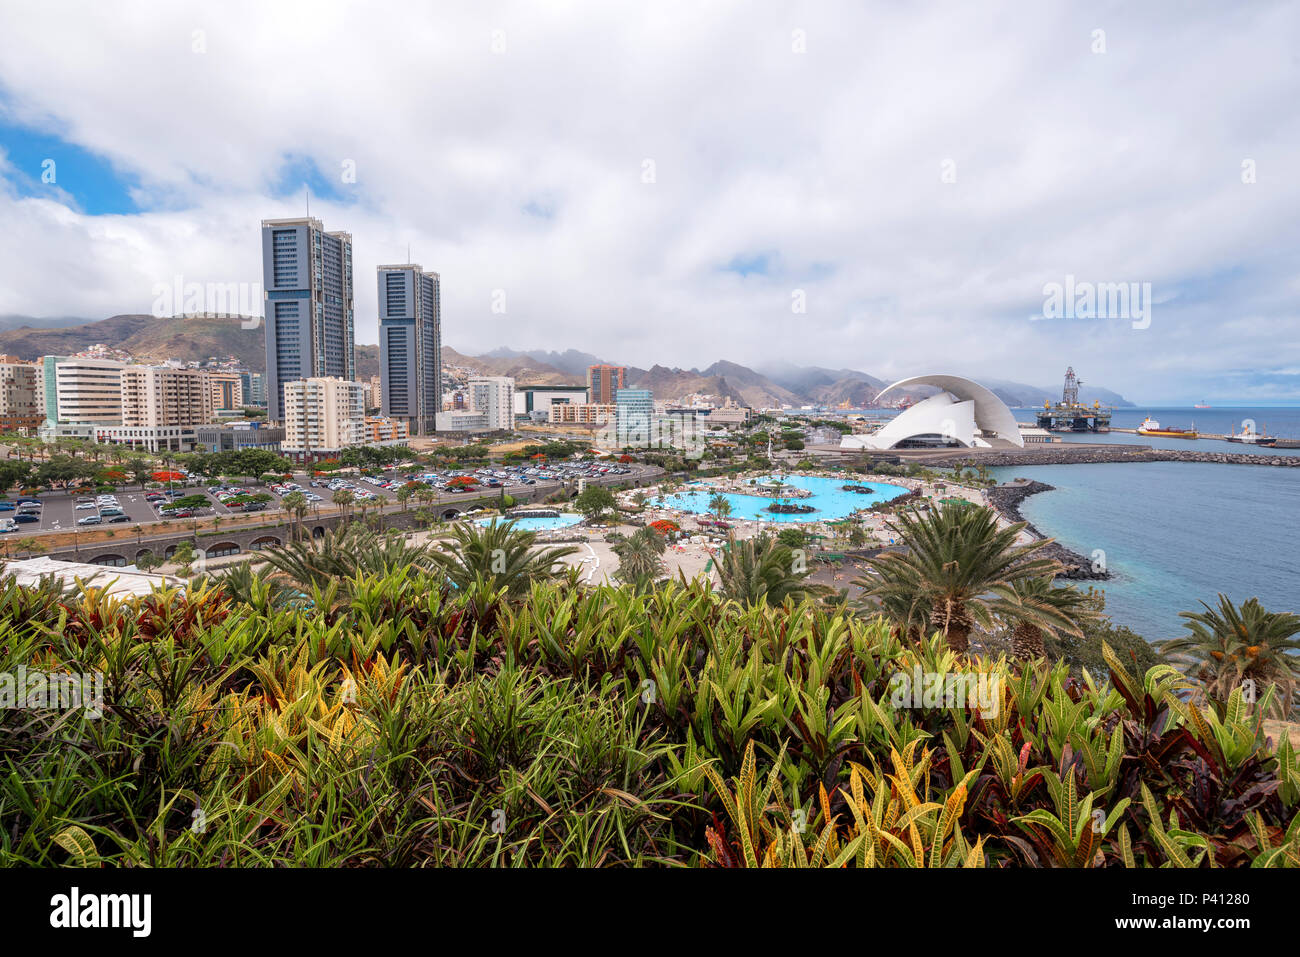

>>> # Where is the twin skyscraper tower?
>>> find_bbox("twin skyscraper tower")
[260,217,442,434]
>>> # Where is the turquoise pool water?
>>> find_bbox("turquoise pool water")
[661,474,911,523]
[476,513,583,531]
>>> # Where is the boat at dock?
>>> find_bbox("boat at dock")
[1226,423,1277,446]
[1137,417,1199,439]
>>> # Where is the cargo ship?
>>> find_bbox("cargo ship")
[1226,423,1277,446]
[1137,417,1199,439]
[1194,401,1211,409]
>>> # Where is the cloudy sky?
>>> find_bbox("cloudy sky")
[0,0,1297,403]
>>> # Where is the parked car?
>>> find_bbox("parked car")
[106,514,131,523]
[75,502,97,510]
[0,502,13,511]
[14,514,39,524]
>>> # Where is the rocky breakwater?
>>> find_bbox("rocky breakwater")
[951,446,1300,468]
[985,480,1109,581]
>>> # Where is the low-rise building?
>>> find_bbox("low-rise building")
[195,420,286,452]
[363,416,410,444]
[549,402,615,425]
[514,385,588,418]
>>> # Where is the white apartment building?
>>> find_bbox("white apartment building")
[112,366,211,451]
[469,376,514,430]
[436,376,515,433]
[280,377,365,458]
[55,358,126,425]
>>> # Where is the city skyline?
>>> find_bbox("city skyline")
[0,3,1298,405]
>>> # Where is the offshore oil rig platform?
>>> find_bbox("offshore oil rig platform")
[1035,367,1112,432]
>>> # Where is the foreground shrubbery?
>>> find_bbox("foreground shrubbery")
[2,558,1299,867]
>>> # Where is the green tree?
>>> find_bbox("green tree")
[282,490,310,542]
[714,533,828,607]
[1161,594,1300,716]
[332,488,355,522]
[431,520,579,597]
[859,503,1059,653]
[611,526,667,591]
[170,541,196,576]
[991,577,1098,662]
[575,484,616,522]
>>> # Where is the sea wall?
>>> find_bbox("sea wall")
[952,447,1300,468]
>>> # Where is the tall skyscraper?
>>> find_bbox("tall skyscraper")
[377,264,441,435]
[261,217,355,421]
[614,388,654,446]
[588,364,627,405]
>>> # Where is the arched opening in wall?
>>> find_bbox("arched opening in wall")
[91,554,127,567]
[135,548,154,560]
[164,545,178,558]
[312,526,326,539]
[204,542,241,558]
[440,508,460,521]
[250,536,281,551]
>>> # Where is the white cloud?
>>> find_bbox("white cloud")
[0,0,1297,401]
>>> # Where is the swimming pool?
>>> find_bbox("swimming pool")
[660,474,911,523]
[476,513,584,531]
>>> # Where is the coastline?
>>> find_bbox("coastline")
[985,480,1110,581]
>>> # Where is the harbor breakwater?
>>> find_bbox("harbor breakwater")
[951,446,1300,468]
[985,480,1110,581]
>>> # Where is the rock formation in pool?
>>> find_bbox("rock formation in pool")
[766,502,817,514]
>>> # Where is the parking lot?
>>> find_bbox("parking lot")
[0,460,661,540]
[0,484,256,537]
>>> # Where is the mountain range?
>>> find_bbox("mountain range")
[0,314,1134,408]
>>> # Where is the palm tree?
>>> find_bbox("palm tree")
[708,492,729,520]
[611,525,667,590]
[1161,594,1300,716]
[332,488,355,523]
[858,503,1060,653]
[992,577,1098,662]
[258,523,437,596]
[431,519,578,597]
[714,533,828,607]
[282,490,309,542]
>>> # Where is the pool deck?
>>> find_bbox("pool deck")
[554,469,1007,585]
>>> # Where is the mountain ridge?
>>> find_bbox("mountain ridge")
[0,314,1135,408]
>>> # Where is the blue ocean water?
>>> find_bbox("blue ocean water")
[663,474,910,523]
[987,461,1300,642]
[1011,406,1300,456]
